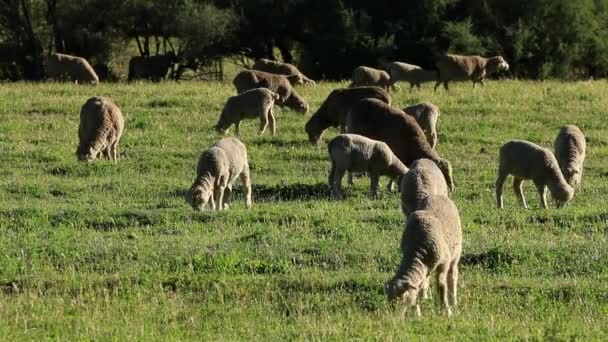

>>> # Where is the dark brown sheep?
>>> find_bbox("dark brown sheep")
[252,58,315,85]
[233,70,308,114]
[434,54,509,91]
[304,86,391,145]
[346,98,453,191]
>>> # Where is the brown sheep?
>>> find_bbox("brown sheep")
[252,58,315,85]
[233,70,308,114]
[346,98,453,191]
[76,96,124,162]
[304,86,391,145]
[349,66,396,91]
[128,54,176,82]
[434,54,509,91]
[45,53,99,84]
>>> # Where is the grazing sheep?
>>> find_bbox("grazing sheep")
[233,70,308,114]
[386,62,438,90]
[252,58,316,85]
[305,87,391,145]
[328,134,409,199]
[186,137,252,211]
[434,54,509,91]
[403,103,441,149]
[214,88,280,136]
[76,96,124,162]
[385,194,462,317]
[401,158,449,216]
[128,54,175,82]
[554,125,586,186]
[45,53,99,84]
[347,98,454,191]
[350,66,395,91]
[496,140,574,209]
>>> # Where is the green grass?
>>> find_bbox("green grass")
[1,80,607,340]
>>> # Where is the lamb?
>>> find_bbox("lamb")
[327,134,409,199]
[346,98,454,192]
[186,137,252,211]
[401,158,449,216]
[384,194,462,317]
[554,125,586,186]
[403,102,441,149]
[233,70,308,114]
[76,96,125,162]
[385,62,438,90]
[45,53,99,84]
[349,66,396,91]
[252,58,316,85]
[434,54,509,91]
[305,86,391,145]
[496,140,574,209]
[214,88,280,136]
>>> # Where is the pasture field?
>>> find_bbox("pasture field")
[0,80,607,340]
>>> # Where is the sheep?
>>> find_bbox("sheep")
[305,86,391,145]
[403,102,441,149]
[76,96,124,162]
[214,88,280,136]
[349,66,396,91]
[496,140,574,209]
[434,54,509,91]
[233,70,308,114]
[554,125,586,186]
[128,54,176,82]
[252,58,316,85]
[45,53,99,84]
[401,158,449,216]
[346,98,454,192]
[186,137,252,211]
[384,194,462,317]
[327,134,409,199]
[386,62,438,90]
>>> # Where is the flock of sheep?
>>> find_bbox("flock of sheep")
[71,52,586,317]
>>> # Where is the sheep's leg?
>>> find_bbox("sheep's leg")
[436,265,452,317]
[513,177,528,209]
[259,114,268,135]
[213,186,225,211]
[534,181,548,209]
[421,276,431,300]
[443,82,449,91]
[386,179,396,192]
[268,108,276,136]
[339,125,346,134]
[369,173,380,199]
[495,171,507,209]
[111,140,119,162]
[234,121,241,137]
[347,172,354,186]
[447,261,459,307]
[240,166,252,209]
[480,79,485,87]
[434,81,441,92]
[222,184,232,210]
[473,81,477,90]
[328,161,336,196]
[333,168,346,200]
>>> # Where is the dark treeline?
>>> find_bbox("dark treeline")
[2,0,608,81]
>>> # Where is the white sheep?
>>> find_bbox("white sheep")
[386,62,438,90]
[434,54,509,91]
[496,140,574,209]
[349,66,396,91]
[187,137,252,211]
[214,88,281,136]
[328,134,409,199]
[45,53,99,84]
[554,125,586,186]
[401,158,449,216]
[76,96,124,162]
[385,194,462,317]
[403,103,441,149]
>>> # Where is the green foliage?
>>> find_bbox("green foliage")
[442,18,487,55]
[1,80,608,339]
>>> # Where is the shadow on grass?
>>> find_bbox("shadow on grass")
[169,182,330,202]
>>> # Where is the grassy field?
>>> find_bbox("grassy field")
[0,80,607,340]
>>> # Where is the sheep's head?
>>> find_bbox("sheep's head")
[489,56,509,73]
[384,278,418,306]
[554,183,574,208]
[286,74,304,86]
[436,158,454,192]
[563,167,581,186]
[285,94,309,114]
[76,145,97,162]
[304,116,323,145]
[186,184,213,211]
